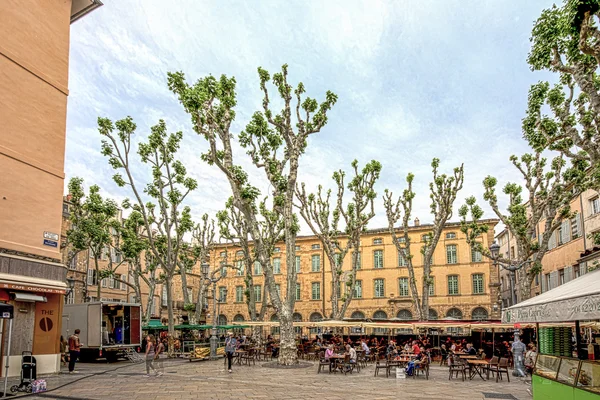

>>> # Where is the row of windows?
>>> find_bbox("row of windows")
[86,270,127,290]
[226,274,486,303]
[233,246,484,277]
[225,306,490,323]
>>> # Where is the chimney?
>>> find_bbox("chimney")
[66,194,72,201]
[414,217,420,227]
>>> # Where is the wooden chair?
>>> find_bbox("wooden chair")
[337,354,353,375]
[413,357,429,380]
[241,348,256,366]
[448,355,467,381]
[485,356,499,379]
[374,358,390,377]
[317,351,330,374]
[495,357,510,382]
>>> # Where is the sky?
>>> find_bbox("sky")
[65,0,558,237]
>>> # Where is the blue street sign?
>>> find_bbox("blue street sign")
[43,239,58,248]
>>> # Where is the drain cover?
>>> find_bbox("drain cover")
[482,394,518,400]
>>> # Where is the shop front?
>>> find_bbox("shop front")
[503,269,600,399]
[0,273,66,377]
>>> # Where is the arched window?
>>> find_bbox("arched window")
[446,308,463,320]
[428,309,438,320]
[373,310,388,320]
[233,314,245,322]
[396,309,412,320]
[217,314,227,325]
[350,311,365,319]
[292,312,303,322]
[235,250,244,257]
[472,307,489,321]
[309,312,323,322]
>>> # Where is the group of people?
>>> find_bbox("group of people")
[60,329,83,374]
[144,334,165,377]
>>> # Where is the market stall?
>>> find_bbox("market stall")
[502,268,600,399]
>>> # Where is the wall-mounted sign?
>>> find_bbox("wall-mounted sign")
[43,239,57,248]
[1,283,65,294]
[43,231,59,241]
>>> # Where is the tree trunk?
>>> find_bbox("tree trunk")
[329,255,340,319]
[194,281,207,323]
[278,311,297,365]
[165,275,175,349]
[95,257,101,299]
[251,326,263,345]
[180,266,190,304]
[421,267,431,321]
[145,280,156,324]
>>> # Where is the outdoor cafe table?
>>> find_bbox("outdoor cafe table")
[458,355,478,360]
[235,350,247,365]
[467,359,489,381]
[328,354,346,372]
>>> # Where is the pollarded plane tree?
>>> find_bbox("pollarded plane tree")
[383,159,464,321]
[525,1,600,244]
[295,159,381,320]
[99,118,197,337]
[459,150,580,301]
[167,64,337,365]
[217,197,283,343]
[65,177,120,300]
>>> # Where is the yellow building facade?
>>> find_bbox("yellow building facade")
[211,219,501,326]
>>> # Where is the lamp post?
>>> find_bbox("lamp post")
[201,262,227,360]
[65,277,75,304]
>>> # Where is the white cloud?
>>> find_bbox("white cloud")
[65,0,558,239]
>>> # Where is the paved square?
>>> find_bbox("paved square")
[29,359,532,400]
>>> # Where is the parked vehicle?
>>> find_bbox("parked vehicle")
[62,302,142,362]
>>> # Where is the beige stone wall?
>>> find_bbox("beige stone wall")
[0,0,72,260]
[212,220,500,324]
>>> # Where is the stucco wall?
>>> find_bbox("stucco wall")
[0,0,71,260]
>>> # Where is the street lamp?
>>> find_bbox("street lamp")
[489,241,530,307]
[201,261,227,359]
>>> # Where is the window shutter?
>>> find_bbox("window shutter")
[564,266,573,283]
[87,269,94,285]
[542,274,547,292]
[550,271,558,290]
[561,220,570,243]
[548,233,556,249]
[571,214,580,238]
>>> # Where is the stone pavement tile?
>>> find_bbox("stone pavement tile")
[31,359,532,400]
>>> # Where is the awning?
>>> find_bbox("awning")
[503,268,600,324]
[11,293,47,302]
[0,272,67,294]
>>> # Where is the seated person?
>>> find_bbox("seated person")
[346,344,357,364]
[464,343,477,356]
[325,345,334,360]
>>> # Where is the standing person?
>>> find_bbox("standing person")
[60,336,67,366]
[511,335,527,377]
[144,335,157,377]
[225,332,237,373]
[68,329,82,374]
[154,338,165,376]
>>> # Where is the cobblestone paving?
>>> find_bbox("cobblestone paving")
[27,359,532,400]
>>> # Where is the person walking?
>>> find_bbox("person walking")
[154,337,165,376]
[225,332,237,373]
[68,329,82,374]
[511,335,527,377]
[144,335,157,377]
[60,336,67,366]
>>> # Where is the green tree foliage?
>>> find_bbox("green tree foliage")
[460,151,579,300]
[524,0,600,189]
[296,159,381,319]
[384,159,463,321]
[167,64,337,365]
[98,117,197,336]
[66,177,119,300]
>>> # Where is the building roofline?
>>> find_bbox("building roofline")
[71,0,103,24]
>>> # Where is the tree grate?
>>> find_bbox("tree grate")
[482,393,518,400]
